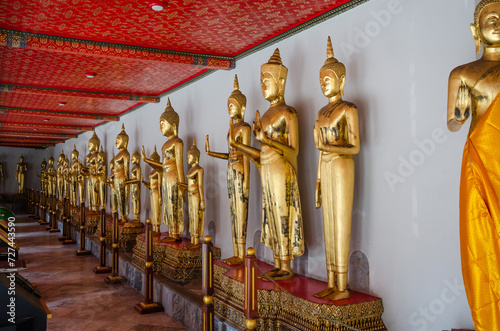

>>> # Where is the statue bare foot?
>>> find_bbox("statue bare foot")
[257,267,280,279]
[314,287,337,298]
[224,256,244,265]
[324,290,351,301]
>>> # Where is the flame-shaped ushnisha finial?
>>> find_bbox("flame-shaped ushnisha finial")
[151,145,160,162]
[229,74,247,109]
[320,36,345,79]
[268,48,282,65]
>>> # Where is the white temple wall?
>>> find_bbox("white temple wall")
[0,0,478,329]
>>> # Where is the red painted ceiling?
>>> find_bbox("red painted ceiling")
[0,0,364,148]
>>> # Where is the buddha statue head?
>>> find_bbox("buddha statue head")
[48,154,54,166]
[187,138,200,165]
[320,36,346,98]
[97,146,106,164]
[58,151,65,165]
[472,0,500,53]
[261,48,288,103]
[115,124,129,150]
[131,152,141,165]
[19,155,24,163]
[150,145,161,163]
[64,157,69,168]
[160,98,179,137]
[88,131,100,153]
[41,159,47,169]
[228,74,247,120]
[71,145,79,161]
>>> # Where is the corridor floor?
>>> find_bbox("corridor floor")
[15,213,186,331]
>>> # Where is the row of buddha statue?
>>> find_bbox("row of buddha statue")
[30,37,358,300]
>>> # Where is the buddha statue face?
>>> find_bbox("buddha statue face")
[41,160,47,169]
[320,69,345,99]
[64,158,69,167]
[131,152,140,165]
[48,157,54,166]
[227,99,243,119]
[160,118,175,136]
[261,72,281,102]
[477,3,500,46]
[58,153,64,165]
[71,151,78,161]
[115,134,128,150]
[19,156,24,162]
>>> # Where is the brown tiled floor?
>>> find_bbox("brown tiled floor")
[16,213,186,331]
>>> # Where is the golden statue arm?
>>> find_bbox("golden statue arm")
[229,119,261,168]
[315,151,322,209]
[316,109,360,155]
[447,73,471,132]
[142,178,151,190]
[175,141,185,184]
[177,182,188,190]
[241,125,251,194]
[205,135,229,159]
[198,167,205,211]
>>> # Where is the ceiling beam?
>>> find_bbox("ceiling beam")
[0,137,63,144]
[0,131,77,139]
[0,122,92,131]
[0,107,119,121]
[0,84,160,103]
[0,29,235,70]
[0,142,54,148]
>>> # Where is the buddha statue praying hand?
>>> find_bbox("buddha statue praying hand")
[142,98,185,242]
[229,49,304,281]
[313,37,360,301]
[206,74,251,265]
[447,0,500,327]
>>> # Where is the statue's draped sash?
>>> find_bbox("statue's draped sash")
[460,91,500,328]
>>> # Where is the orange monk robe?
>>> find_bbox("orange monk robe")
[460,92,500,330]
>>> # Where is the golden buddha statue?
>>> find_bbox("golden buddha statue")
[229,49,304,281]
[447,0,500,326]
[69,146,80,206]
[142,98,185,242]
[47,154,56,198]
[57,151,65,201]
[0,163,3,181]
[114,124,130,223]
[88,131,101,212]
[108,155,118,214]
[96,147,107,210]
[124,152,142,224]
[206,74,251,265]
[313,37,360,301]
[63,156,70,200]
[16,155,28,194]
[142,146,162,234]
[179,139,205,249]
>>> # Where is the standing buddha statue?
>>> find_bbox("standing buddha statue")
[114,124,130,224]
[206,74,251,265]
[16,155,28,194]
[88,131,101,212]
[57,151,65,201]
[447,0,500,327]
[229,49,304,281]
[124,151,142,225]
[142,98,185,242]
[313,37,360,301]
[142,146,162,234]
[180,139,205,249]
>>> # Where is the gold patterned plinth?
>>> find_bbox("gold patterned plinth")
[214,260,386,331]
[70,208,100,236]
[94,217,145,250]
[132,233,221,282]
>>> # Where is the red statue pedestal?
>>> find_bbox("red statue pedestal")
[214,259,387,331]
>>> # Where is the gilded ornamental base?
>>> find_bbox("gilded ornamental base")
[132,233,221,283]
[214,260,386,331]
[93,217,145,250]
